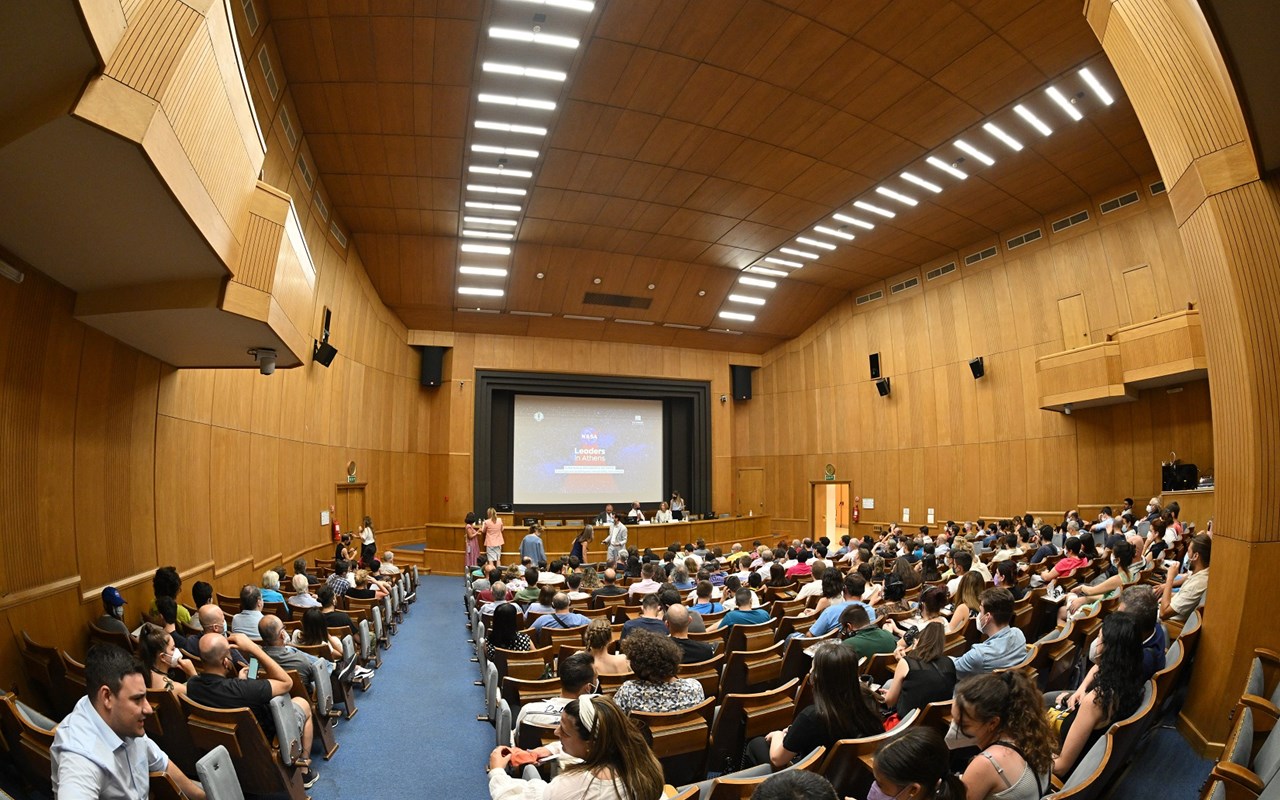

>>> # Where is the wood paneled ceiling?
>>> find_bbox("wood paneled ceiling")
[263,0,1156,353]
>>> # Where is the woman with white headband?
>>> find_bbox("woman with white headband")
[487,694,664,800]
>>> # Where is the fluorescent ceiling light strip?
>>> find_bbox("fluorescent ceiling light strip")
[796,236,836,251]
[779,247,818,259]
[459,266,509,277]
[1014,104,1053,135]
[1078,68,1114,105]
[764,257,802,268]
[466,201,522,212]
[814,225,855,240]
[468,165,533,178]
[832,213,874,230]
[464,216,518,227]
[728,294,766,306]
[982,123,1023,151]
[614,319,654,325]
[564,314,604,321]
[718,311,755,322]
[460,243,511,255]
[926,156,968,180]
[472,144,540,158]
[853,200,896,218]
[711,328,743,335]
[459,307,500,314]
[875,187,918,206]
[746,265,788,277]
[738,276,777,288]
[954,139,995,166]
[900,172,942,193]
[506,0,595,12]
[478,93,555,111]
[458,287,504,297]
[462,230,515,240]
[510,310,553,317]
[475,120,547,136]
[1045,86,1083,121]
[663,322,701,330]
[482,62,567,82]
[489,27,579,49]
[468,184,527,196]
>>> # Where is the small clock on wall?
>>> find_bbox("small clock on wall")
[346,461,357,483]
[824,463,836,480]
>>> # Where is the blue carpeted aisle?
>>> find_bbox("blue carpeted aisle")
[314,575,491,798]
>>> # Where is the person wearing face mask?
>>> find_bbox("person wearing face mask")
[951,588,1027,681]
[487,695,664,800]
[95,586,130,635]
[867,727,967,800]
[1157,532,1211,622]
[138,624,196,697]
[1060,541,1139,622]
[952,672,1056,800]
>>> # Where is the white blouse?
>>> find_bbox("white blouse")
[489,767,654,800]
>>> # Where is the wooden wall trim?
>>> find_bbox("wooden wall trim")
[214,556,253,577]
[0,576,83,612]
[252,552,283,571]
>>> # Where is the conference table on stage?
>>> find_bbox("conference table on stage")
[415,515,774,576]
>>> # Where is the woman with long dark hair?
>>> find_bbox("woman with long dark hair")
[486,602,532,661]
[1062,540,1138,621]
[891,555,922,590]
[465,511,481,569]
[139,624,196,696]
[293,607,343,660]
[571,523,594,563]
[1051,612,1145,777]
[881,621,956,716]
[488,695,664,800]
[920,554,942,583]
[743,642,883,769]
[869,727,967,800]
[953,671,1057,800]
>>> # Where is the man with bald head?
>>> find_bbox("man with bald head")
[259,615,328,692]
[590,568,627,598]
[186,632,318,788]
[666,604,715,664]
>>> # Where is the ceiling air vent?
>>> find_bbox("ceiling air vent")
[855,290,884,306]
[313,193,328,222]
[965,246,998,266]
[257,48,279,100]
[280,106,298,151]
[1149,180,1166,196]
[295,153,314,189]
[583,292,652,310]
[328,221,347,249]
[1007,228,1043,250]
[890,277,919,295]
[926,262,957,281]
[1051,210,1090,233]
[1100,190,1140,214]
[241,0,260,36]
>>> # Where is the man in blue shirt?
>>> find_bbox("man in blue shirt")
[713,588,772,630]
[52,644,206,800]
[952,588,1028,680]
[808,572,878,637]
[529,593,591,632]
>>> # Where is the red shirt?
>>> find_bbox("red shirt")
[1054,556,1090,577]
[785,563,812,579]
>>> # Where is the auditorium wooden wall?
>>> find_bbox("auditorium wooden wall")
[734,189,1214,535]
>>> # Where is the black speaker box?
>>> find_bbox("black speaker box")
[420,345,447,387]
[1162,463,1199,491]
[730,365,755,400]
[313,341,338,367]
[869,352,881,379]
[969,356,985,379]
[875,377,891,397]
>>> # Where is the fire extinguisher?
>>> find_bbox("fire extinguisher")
[330,505,341,542]
[852,497,861,524]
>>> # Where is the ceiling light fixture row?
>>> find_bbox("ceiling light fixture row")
[720,63,1121,328]
[456,0,596,307]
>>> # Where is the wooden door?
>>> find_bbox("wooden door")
[335,484,366,534]
[1058,294,1091,349]
[736,468,764,517]
[1123,265,1158,323]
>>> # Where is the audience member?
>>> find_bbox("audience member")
[487,603,533,659]
[614,632,704,713]
[882,621,956,716]
[51,644,206,799]
[259,614,330,693]
[229,584,264,639]
[147,566,192,626]
[750,771,837,800]
[318,585,357,636]
[1063,541,1138,620]
[95,586,130,635]
[952,588,1027,680]
[288,573,321,610]
[530,593,591,632]
[293,607,345,661]
[583,617,630,676]
[840,604,897,658]
[714,588,771,630]
[666,604,715,664]
[954,671,1055,800]
[591,569,627,598]
[869,727,966,800]
[1117,585,1166,679]
[260,570,286,605]
[1159,533,1210,622]
[191,580,214,610]
[627,562,663,597]
[808,573,878,637]
[621,594,669,639]
[138,624,196,697]
[325,559,352,597]
[513,652,597,745]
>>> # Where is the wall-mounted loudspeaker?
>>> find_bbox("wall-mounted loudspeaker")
[869,352,881,379]
[730,365,756,401]
[420,346,448,387]
[875,377,891,397]
[313,341,338,367]
[969,356,985,379]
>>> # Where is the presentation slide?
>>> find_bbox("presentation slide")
[512,395,664,506]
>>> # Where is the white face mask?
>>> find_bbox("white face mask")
[945,718,978,748]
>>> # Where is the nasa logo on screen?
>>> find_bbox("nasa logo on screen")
[534,412,544,422]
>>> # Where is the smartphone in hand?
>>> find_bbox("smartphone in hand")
[248,657,259,680]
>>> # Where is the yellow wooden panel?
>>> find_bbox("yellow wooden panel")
[1058,294,1091,350]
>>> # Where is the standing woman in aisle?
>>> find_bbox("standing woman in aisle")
[465,512,481,569]
[483,507,505,567]
[571,523,594,563]
[359,516,377,568]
